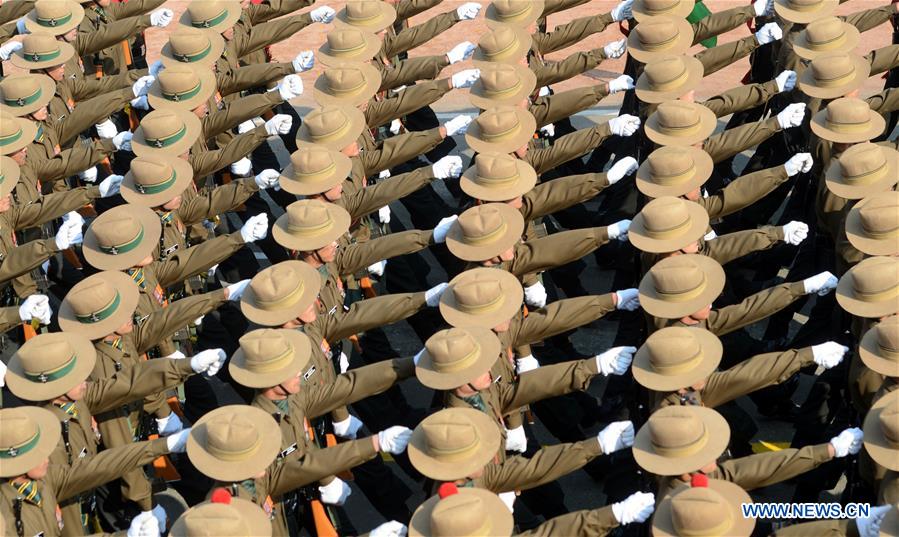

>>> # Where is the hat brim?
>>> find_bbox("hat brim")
[24,2,85,35]
[273,203,351,252]
[632,0,695,22]
[160,33,226,68]
[639,255,726,319]
[845,193,899,256]
[439,268,524,328]
[626,17,694,63]
[318,32,382,67]
[836,260,899,319]
[472,26,533,67]
[58,271,141,340]
[415,327,501,390]
[811,107,886,144]
[644,103,717,146]
[186,405,281,482]
[863,391,899,471]
[470,64,537,109]
[0,116,39,156]
[636,146,713,198]
[774,0,839,23]
[465,108,537,154]
[652,479,755,537]
[121,156,195,207]
[408,409,502,481]
[0,407,60,478]
[633,406,730,475]
[147,68,217,112]
[0,74,56,117]
[335,2,398,32]
[240,261,323,327]
[10,40,76,70]
[178,5,242,34]
[824,147,898,199]
[484,0,546,28]
[280,153,353,196]
[409,488,514,537]
[629,202,710,253]
[6,333,97,402]
[459,157,537,201]
[792,23,860,60]
[445,203,525,262]
[83,207,162,271]
[635,55,704,104]
[859,323,899,382]
[295,106,367,151]
[132,110,202,157]
[312,64,383,108]
[229,330,313,388]
[170,498,272,537]
[798,54,869,99]
[0,156,21,198]
[633,328,722,392]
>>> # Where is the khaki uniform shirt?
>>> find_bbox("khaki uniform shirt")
[366,78,453,129]
[519,506,619,537]
[77,10,152,78]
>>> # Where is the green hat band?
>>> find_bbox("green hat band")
[4,87,42,108]
[191,9,229,28]
[75,291,122,324]
[37,11,73,28]
[99,227,145,256]
[145,124,187,149]
[162,81,203,103]
[24,354,78,383]
[135,170,178,195]
[174,42,212,63]
[24,48,62,63]
[0,127,23,147]
[0,431,40,459]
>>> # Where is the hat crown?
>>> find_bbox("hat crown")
[323,67,367,93]
[476,153,519,182]
[648,407,708,456]
[187,1,232,23]
[852,258,898,297]
[181,504,249,536]
[646,330,703,374]
[91,213,146,254]
[431,495,491,536]
[873,318,899,359]
[806,17,844,44]
[34,1,72,21]
[250,263,308,305]
[420,415,482,459]
[644,56,689,87]
[458,205,510,245]
[786,0,824,7]
[656,101,700,130]
[642,197,693,234]
[326,29,368,54]
[479,26,521,56]
[286,201,335,235]
[18,339,76,379]
[68,278,120,319]
[0,112,24,139]
[642,0,682,13]
[22,33,61,55]
[239,329,294,371]
[826,98,870,127]
[206,413,261,459]
[651,257,707,298]
[880,401,899,446]
[425,328,482,373]
[169,30,211,56]
[648,149,694,180]
[492,0,534,18]
[810,53,856,81]
[858,196,899,236]
[345,1,382,21]
[476,108,522,139]
[157,66,202,94]
[671,488,733,535]
[635,19,678,46]
[1,76,42,101]
[838,143,887,180]
[292,147,338,176]
[481,65,522,94]
[142,110,188,141]
[0,413,40,455]
[305,106,352,139]
[130,157,175,186]
[454,276,504,311]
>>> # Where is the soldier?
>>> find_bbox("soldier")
[169,494,272,537]
[0,294,52,334]
[651,477,755,537]
[841,191,899,268]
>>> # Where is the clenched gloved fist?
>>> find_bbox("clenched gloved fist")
[425,283,449,307]
[505,425,527,453]
[612,491,656,525]
[444,115,473,136]
[230,157,252,177]
[611,0,633,21]
[784,153,812,176]
[524,281,547,308]
[515,354,540,374]
[226,279,252,301]
[456,2,482,20]
[156,412,183,436]
[596,346,636,376]
[132,75,155,98]
[55,218,83,250]
[78,166,98,183]
[293,50,314,72]
[333,415,364,439]
[608,74,634,94]
[190,349,227,376]
[113,132,133,151]
[0,41,23,61]
[608,157,638,184]
[319,478,351,505]
[265,114,293,136]
[781,221,808,245]
[240,214,268,243]
[608,114,640,136]
[311,6,336,23]
[433,216,458,244]
[18,294,51,325]
[777,103,806,129]
[255,169,281,190]
[829,427,863,458]
[447,41,476,64]
[432,156,463,179]
[615,288,640,311]
[452,69,480,89]
[775,70,797,92]
[812,341,848,369]
[99,174,124,198]
[274,74,303,101]
[377,426,413,454]
[95,119,118,139]
[607,219,631,242]
[597,420,635,454]
[755,22,783,45]
[803,271,838,296]
[150,8,173,27]
[603,39,627,59]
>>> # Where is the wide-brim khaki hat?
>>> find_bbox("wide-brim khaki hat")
[472,25,533,67]
[635,55,704,104]
[811,99,886,144]
[335,1,397,32]
[409,488,514,537]
[644,101,717,147]
[798,53,869,100]
[416,327,502,390]
[24,0,85,35]
[186,405,281,482]
[465,106,537,154]
[170,498,272,537]
[0,113,39,156]
[773,0,838,24]
[6,332,97,402]
[295,105,367,151]
[280,147,353,196]
[459,152,537,201]
[653,479,755,537]
[792,18,860,60]
[10,34,76,70]
[636,145,713,198]
[407,408,502,481]
[627,16,694,63]
[859,317,899,379]
[178,1,241,33]
[470,63,537,109]
[863,391,899,471]
[837,256,899,318]
[633,0,695,21]
[313,63,382,107]
[83,204,162,271]
[485,0,546,28]
[59,271,141,340]
[445,202,525,262]
[273,200,352,252]
[240,261,322,327]
[629,197,710,253]
[440,267,524,328]
[160,29,226,68]
[633,405,730,476]
[147,64,217,112]
[121,155,195,207]
[318,29,381,66]
[633,327,722,392]
[132,109,203,157]
[0,73,56,117]
[0,407,60,478]
[825,143,898,200]
[229,329,313,388]
[0,156,21,198]
[846,192,899,257]
[639,254,726,319]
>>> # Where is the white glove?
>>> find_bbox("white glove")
[447,41,476,64]
[130,95,150,111]
[704,229,718,241]
[148,506,167,536]
[390,118,403,135]
[425,283,449,307]
[781,221,809,245]
[18,294,51,324]
[775,70,797,92]
[132,75,155,98]
[149,60,165,77]
[540,123,555,137]
[55,219,83,250]
[612,491,655,525]
[607,157,638,184]
[98,174,123,198]
[237,119,256,134]
[829,427,863,458]
[112,132,133,152]
[856,506,892,537]
[0,362,5,388]
[78,166,99,183]
[812,341,848,369]
[379,169,391,180]
[293,50,314,72]
[377,426,413,454]
[456,2,482,20]
[596,346,636,376]
[127,511,160,537]
[265,114,293,136]
[611,0,633,21]
[311,6,336,23]
[607,219,631,242]
[230,157,252,176]
[597,420,635,454]
[378,205,391,225]
[608,74,634,94]
[155,412,183,436]
[190,349,227,376]
[166,429,191,454]
[226,279,252,301]
[150,8,173,27]
[754,0,774,17]
[275,75,303,101]
[369,521,408,537]
[776,102,806,129]
[333,415,364,439]
[15,18,28,35]
[444,115,472,136]
[515,354,540,374]
[523,282,547,308]
[413,348,424,366]
[755,22,783,45]
[432,155,463,179]
[0,41,23,61]
[615,288,640,311]
[164,351,186,359]
[802,271,838,296]
[498,491,516,513]
[62,211,83,225]
[504,425,527,453]
[255,169,280,190]
[784,153,812,176]
[338,351,350,374]
[608,114,640,137]
[452,68,480,89]
[95,119,118,139]
[603,39,627,59]
[368,260,386,277]
[240,213,269,243]
[319,478,351,505]
[433,215,457,243]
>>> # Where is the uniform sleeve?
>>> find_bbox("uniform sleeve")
[499,358,599,413]
[9,186,98,230]
[0,0,35,24]
[394,0,442,21]
[202,92,283,140]
[702,347,815,408]
[521,173,608,220]
[56,88,132,146]
[326,294,428,341]
[701,80,779,119]
[362,128,445,176]
[303,357,415,418]
[703,226,784,265]
[0,306,22,334]
[217,62,296,97]
[527,123,612,175]
[177,178,259,226]
[715,443,833,491]
[866,88,899,115]
[704,282,806,336]
[153,233,245,288]
[365,79,453,128]
[532,48,605,87]
[190,126,270,178]
[696,35,758,77]
[866,44,899,77]
[532,13,613,55]
[0,238,57,283]
[339,168,434,220]
[514,294,616,347]
[382,10,459,58]
[32,139,115,184]
[68,69,140,101]
[518,507,620,537]
[691,5,753,45]
[75,14,152,57]
[269,438,379,496]
[842,6,893,32]
[541,0,591,17]
[378,55,450,91]
[511,227,610,277]
[85,356,195,414]
[335,230,432,275]
[247,0,314,24]
[699,165,790,219]
[106,0,166,20]
[529,85,608,128]
[703,117,781,164]
[233,13,314,58]
[134,289,227,353]
[479,438,603,492]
